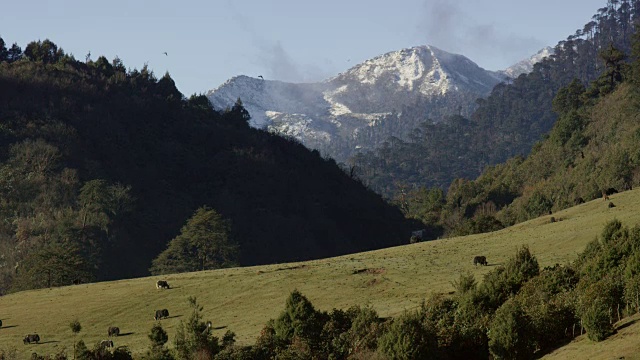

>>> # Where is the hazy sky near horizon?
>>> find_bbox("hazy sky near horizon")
[2,0,606,96]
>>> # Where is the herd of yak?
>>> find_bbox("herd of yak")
[13,256,492,349]
[15,280,172,348]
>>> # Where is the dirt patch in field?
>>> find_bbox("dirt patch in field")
[367,278,381,286]
[352,267,385,275]
[275,264,308,271]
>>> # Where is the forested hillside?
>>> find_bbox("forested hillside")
[389,12,640,239]
[352,0,640,197]
[0,38,418,293]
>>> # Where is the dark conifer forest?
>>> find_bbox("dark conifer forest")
[0,38,419,293]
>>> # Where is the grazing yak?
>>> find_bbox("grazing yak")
[156,280,170,289]
[473,256,488,266]
[155,309,169,320]
[23,334,40,344]
[100,340,114,349]
[108,326,120,337]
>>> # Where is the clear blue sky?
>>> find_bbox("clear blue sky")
[1,0,606,96]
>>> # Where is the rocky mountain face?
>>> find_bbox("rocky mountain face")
[500,47,554,78]
[207,45,545,161]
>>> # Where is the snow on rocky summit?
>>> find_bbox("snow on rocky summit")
[206,45,548,161]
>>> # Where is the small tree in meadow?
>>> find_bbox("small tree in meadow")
[145,323,174,360]
[174,296,221,359]
[70,319,82,360]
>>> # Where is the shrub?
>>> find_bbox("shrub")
[0,348,17,360]
[212,346,256,360]
[504,246,540,289]
[476,246,539,313]
[624,275,640,314]
[377,311,437,360]
[345,305,384,356]
[450,291,491,359]
[273,290,326,352]
[524,191,553,219]
[476,266,511,312]
[319,308,352,358]
[516,265,578,351]
[578,276,623,341]
[451,272,477,295]
[488,299,536,360]
[252,323,279,360]
[174,297,221,359]
[580,299,613,341]
[145,323,174,360]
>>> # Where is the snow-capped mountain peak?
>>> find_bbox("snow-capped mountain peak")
[334,45,504,97]
[206,45,544,161]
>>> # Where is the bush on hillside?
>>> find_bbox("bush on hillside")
[451,272,477,296]
[273,290,325,350]
[515,265,579,351]
[174,297,223,359]
[377,310,438,360]
[488,299,536,360]
[577,276,624,341]
[144,323,174,360]
[476,246,540,312]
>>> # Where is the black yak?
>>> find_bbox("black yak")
[108,326,120,337]
[473,256,488,266]
[23,334,40,344]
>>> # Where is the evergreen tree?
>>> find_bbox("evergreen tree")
[23,39,65,64]
[150,207,238,275]
[70,319,82,360]
[174,296,220,359]
[145,323,174,360]
[6,42,21,62]
[0,36,7,62]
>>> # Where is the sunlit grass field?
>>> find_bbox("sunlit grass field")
[541,312,640,360]
[2,190,640,357]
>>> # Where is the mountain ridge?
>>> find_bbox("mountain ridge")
[207,44,533,161]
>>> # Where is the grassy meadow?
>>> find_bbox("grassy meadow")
[2,189,640,357]
[541,312,640,359]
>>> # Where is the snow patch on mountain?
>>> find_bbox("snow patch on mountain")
[502,47,554,78]
[206,45,546,161]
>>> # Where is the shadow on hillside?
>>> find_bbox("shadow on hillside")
[213,326,227,330]
[165,315,182,320]
[0,325,18,329]
[616,318,639,331]
[37,340,59,345]
[118,332,134,336]
[532,337,574,359]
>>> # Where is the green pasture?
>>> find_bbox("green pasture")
[1,190,639,358]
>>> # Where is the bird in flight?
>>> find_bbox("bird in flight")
[163,52,168,56]
[258,75,264,80]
